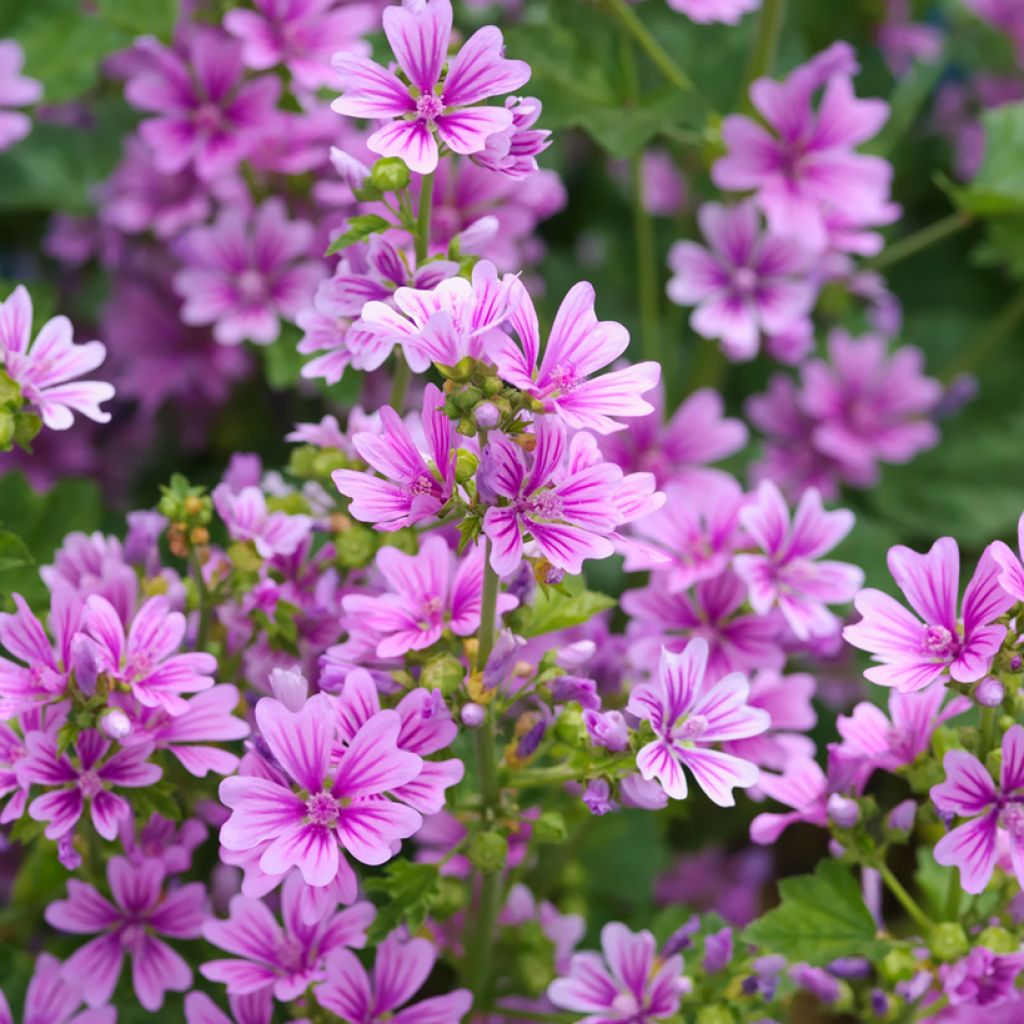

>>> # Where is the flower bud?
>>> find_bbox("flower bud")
[455,449,479,484]
[583,709,629,752]
[582,780,615,816]
[0,408,15,450]
[1012,655,1023,672]
[978,926,1018,953]
[473,401,501,430]
[71,633,100,697]
[335,524,377,568]
[99,708,132,740]
[421,654,466,697]
[483,629,526,691]
[534,810,568,842]
[929,922,969,962]
[975,676,1006,708]
[827,793,860,828]
[468,831,508,873]
[268,666,308,711]
[696,1008,734,1024]
[885,798,917,836]
[461,702,485,728]
[370,156,410,192]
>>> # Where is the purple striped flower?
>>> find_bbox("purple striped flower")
[0,40,41,151]
[0,952,114,1024]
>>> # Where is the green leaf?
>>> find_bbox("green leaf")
[363,860,441,942]
[744,860,889,965]
[325,214,392,256]
[954,102,1024,217]
[0,530,33,575]
[95,0,177,40]
[516,575,616,638]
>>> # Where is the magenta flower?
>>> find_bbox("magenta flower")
[548,922,687,1024]
[798,330,941,488]
[124,28,280,180]
[940,947,1024,1008]
[359,260,517,372]
[334,668,465,815]
[666,201,815,362]
[315,931,471,1023]
[342,536,511,658]
[0,587,83,719]
[471,95,552,178]
[333,383,456,530]
[598,384,747,487]
[481,419,624,576]
[493,279,659,433]
[219,694,423,890]
[0,952,114,1024]
[627,639,769,806]
[749,758,829,843]
[202,871,373,1000]
[213,484,314,559]
[185,990,273,1024]
[85,594,217,715]
[712,44,892,252]
[173,199,324,346]
[734,481,863,640]
[0,285,114,430]
[18,728,160,840]
[331,0,531,174]
[46,855,205,1011]
[125,684,251,778]
[843,538,1012,693]
[0,40,42,151]
[667,0,760,24]
[931,725,1024,894]
[224,0,376,91]
[990,510,1024,604]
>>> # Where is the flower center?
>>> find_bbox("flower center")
[1002,802,1024,839]
[194,103,224,133]
[305,791,340,828]
[610,991,641,1015]
[78,770,104,799]
[419,596,444,630]
[732,266,759,293]
[524,490,564,521]
[416,92,445,123]
[411,473,437,497]
[237,269,266,302]
[921,624,958,659]
[274,935,307,972]
[547,364,580,395]
[120,923,147,951]
[675,713,708,741]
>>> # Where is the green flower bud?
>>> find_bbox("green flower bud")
[553,705,585,745]
[483,376,504,397]
[0,368,20,405]
[533,811,567,844]
[696,1008,735,1024]
[335,525,377,569]
[228,541,263,574]
[929,922,969,963]
[879,948,919,984]
[454,386,483,412]
[420,654,466,696]
[977,926,1018,953]
[455,449,479,484]
[468,831,508,873]
[370,156,411,192]
[382,529,418,554]
[432,876,466,919]
[13,410,41,448]
[0,408,15,450]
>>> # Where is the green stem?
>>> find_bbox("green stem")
[632,153,660,364]
[603,0,694,92]
[476,541,500,672]
[388,351,411,410]
[912,996,948,1023]
[742,0,787,95]
[508,765,580,788]
[979,705,997,760]
[415,170,435,264]
[944,864,961,922]
[189,548,212,652]
[942,285,1024,383]
[866,212,972,272]
[878,861,933,936]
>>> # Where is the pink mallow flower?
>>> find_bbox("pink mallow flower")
[173,199,324,346]
[332,383,455,530]
[712,43,892,253]
[666,201,816,362]
[185,990,275,1024]
[626,639,769,807]
[931,724,1024,894]
[224,0,377,92]
[843,538,1012,693]
[342,536,515,658]
[493,278,659,434]
[331,0,531,174]
[315,931,472,1023]
[548,922,688,1024]
[666,0,760,25]
[990,509,1024,604]
[481,419,625,577]
[213,484,314,559]
[0,285,114,430]
[218,694,423,891]
[0,40,42,151]
[734,481,863,641]
[749,757,829,843]
[84,594,217,715]
[202,870,373,1000]
[0,952,114,1024]
[124,28,280,181]
[45,855,205,1011]
[18,728,161,840]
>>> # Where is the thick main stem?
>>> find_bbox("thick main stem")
[878,861,932,936]
[979,705,997,760]
[415,170,435,264]
[603,0,694,92]
[742,0,786,96]
[866,212,972,272]
[467,544,503,1007]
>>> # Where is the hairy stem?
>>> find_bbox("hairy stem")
[878,861,933,936]
[603,0,694,92]
[866,212,972,272]
[415,170,435,264]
